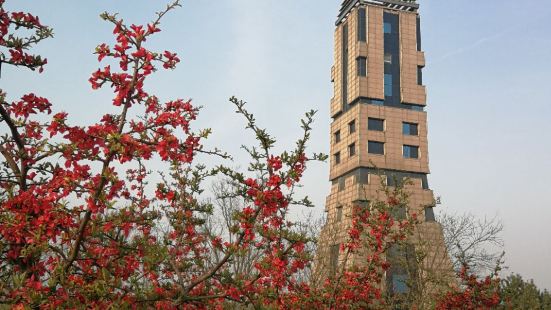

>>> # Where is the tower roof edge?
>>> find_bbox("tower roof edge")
[336,0,419,25]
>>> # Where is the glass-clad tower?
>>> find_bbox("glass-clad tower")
[316,0,453,294]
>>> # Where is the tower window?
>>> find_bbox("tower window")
[334,152,341,165]
[368,118,385,131]
[338,176,345,191]
[357,57,367,77]
[354,200,370,209]
[391,205,407,220]
[416,16,422,51]
[403,145,419,159]
[330,244,340,275]
[371,99,384,106]
[392,274,409,294]
[384,22,392,34]
[384,53,392,64]
[349,143,356,157]
[387,244,415,295]
[425,207,436,222]
[348,120,356,134]
[384,74,393,97]
[402,122,418,136]
[334,130,341,143]
[342,24,348,109]
[404,104,424,112]
[336,206,343,222]
[368,141,385,155]
[357,8,366,41]
[358,169,370,184]
[417,66,423,85]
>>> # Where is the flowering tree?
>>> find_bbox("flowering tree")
[436,263,502,310]
[0,1,507,309]
[0,1,316,307]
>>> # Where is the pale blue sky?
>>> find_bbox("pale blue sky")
[3,1,550,289]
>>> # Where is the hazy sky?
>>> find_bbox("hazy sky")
[3,1,550,289]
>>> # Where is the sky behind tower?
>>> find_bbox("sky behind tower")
[2,0,551,289]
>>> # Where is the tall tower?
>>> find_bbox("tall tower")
[316,0,453,295]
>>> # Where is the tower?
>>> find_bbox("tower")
[316,0,453,295]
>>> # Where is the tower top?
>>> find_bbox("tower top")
[337,0,419,25]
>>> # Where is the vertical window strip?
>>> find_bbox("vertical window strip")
[357,8,366,41]
[342,24,348,109]
[416,16,422,51]
[357,57,367,77]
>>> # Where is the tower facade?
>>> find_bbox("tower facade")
[316,0,453,295]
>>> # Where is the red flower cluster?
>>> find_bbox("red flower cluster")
[436,265,501,309]
[1,4,49,72]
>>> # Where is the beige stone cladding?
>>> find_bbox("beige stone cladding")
[347,9,360,104]
[330,24,343,117]
[329,104,429,181]
[316,176,444,278]
[358,104,429,174]
[399,11,426,105]
[325,177,434,222]
[329,105,361,180]
[330,5,386,117]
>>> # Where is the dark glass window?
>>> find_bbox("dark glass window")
[368,141,384,155]
[334,130,341,143]
[334,152,341,165]
[357,57,367,77]
[371,99,384,106]
[405,104,424,112]
[357,8,366,41]
[384,84,393,97]
[384,22,392,34]
[417,66,423,85]
[416,16,422,51]
[342,24,348,109]
[392,274,409,294]
[387,244,415,295]
[384,53,392,64]
[403,145,419,159]
[336,206,343,222]
[349,143,356,157]
[330,244,340,275]
[387,174,403,187]
[354,200,370,209]
[391,205,407,220]
[425,207,436,222]
[349,120,356,134]
[368,118,385,131]
[421,176,429,190]
[384,74,393,97]
[338,177,345,191]
[358,169,369,184]
[402,122,418,136]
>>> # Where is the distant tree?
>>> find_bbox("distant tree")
[439,212,504,275]
[542,290,551,309]
[500,274,551,309]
